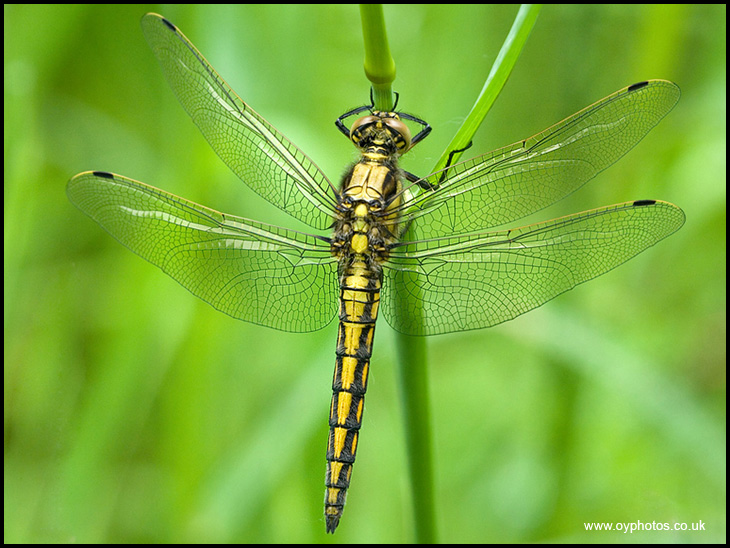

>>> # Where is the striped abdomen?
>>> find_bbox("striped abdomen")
[324,255,381,533]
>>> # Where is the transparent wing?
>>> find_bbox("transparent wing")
[67,171,338,332]
[140,13,338,230]
[395,80,681,239]
[382,200,685,336]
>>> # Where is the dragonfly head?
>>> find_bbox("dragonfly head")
[349,111,412,155]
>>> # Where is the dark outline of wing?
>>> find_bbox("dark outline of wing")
[141,13,339,231]
[388,80,680,240]
[67,170,339,333]
[382,200,685,335]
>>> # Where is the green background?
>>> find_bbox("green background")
[4,4,725,543]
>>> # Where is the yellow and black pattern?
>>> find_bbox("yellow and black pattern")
[324,117,407,532]
[324,256,381,532]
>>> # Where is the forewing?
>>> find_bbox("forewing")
[398,81,680,239]
[140,13,337,230]
[383,200,684,336]
[67,171,338,332]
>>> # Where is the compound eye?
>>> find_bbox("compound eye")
[384,117,412,151]
[349,115,378,141]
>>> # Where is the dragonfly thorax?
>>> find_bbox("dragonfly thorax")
[333,199,390,255]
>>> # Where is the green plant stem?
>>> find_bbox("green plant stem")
[359,4,396,110]
[394,333,436,543]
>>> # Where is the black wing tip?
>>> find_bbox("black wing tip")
[632,199,657,207]
[628,81,650,92]
[160,16,177,32]
[627,80,681,95]
[142,12,177,33]
[92,171,115,179]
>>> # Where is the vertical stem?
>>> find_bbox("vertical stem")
[394,333,436,543]
[359,4,396,110]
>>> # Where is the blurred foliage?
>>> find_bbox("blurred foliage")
[4,4,725,543]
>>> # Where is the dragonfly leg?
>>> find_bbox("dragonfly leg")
[335,104,373,139]
[398,111,432,149]
[404,169,436,191]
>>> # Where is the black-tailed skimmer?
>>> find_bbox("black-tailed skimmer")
[67,13,685,534]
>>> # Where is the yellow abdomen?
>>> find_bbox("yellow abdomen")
[324,255,381,533]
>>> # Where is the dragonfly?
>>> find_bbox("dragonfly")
[67,13,685,534]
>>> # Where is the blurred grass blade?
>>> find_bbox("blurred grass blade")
[432,4,541,174]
